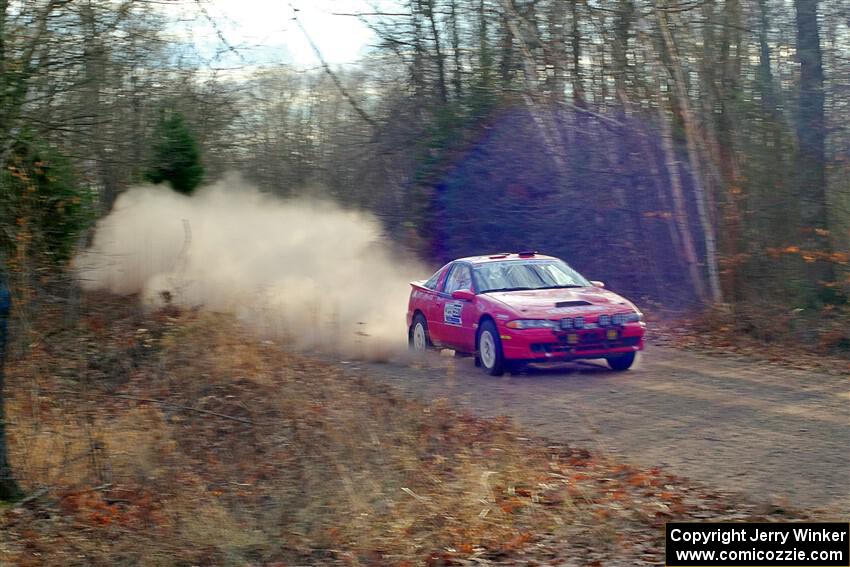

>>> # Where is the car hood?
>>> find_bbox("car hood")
[483,287,637,318]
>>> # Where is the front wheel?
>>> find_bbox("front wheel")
[477,320,505,376]
[606,351,636,371]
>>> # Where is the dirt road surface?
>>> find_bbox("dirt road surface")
[343,345,849,516]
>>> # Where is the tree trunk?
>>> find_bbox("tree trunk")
[478,0,492,85]
[657,94,708,303]
[546,0,567,102]
[498,0,566,173]
[0,281,19,501]
[634,4,707,302]
[794,0,834,296]
[756,0,777,114]
[656,4,723,304]
[498,10,513,88]
[423,0,448,104]
[449,0,462,99]
[411,1,427,119]
[570,0,584,106]
[612,0,633,103]
[701,0,744,301]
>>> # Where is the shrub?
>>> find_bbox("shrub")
[0,136,95,267]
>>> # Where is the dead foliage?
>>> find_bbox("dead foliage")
[1,298,810,566]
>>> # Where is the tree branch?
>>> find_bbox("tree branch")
[288,4,377,129]
[113,394,255,425]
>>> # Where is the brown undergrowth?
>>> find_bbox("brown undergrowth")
[1,296,805,566]
[648,302,850,375]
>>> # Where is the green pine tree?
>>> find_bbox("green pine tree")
[145,112,204,195]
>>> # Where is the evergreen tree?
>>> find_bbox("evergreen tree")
[145,112,204,195]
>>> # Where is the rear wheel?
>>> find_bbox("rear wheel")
[477,320,505,376]
[607,351,636,371]
[409,314,432,353]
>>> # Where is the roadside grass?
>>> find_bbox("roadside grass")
[1,298,806,566]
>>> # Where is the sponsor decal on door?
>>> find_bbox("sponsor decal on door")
[444,301,463,326]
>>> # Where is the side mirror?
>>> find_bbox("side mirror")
[451,289,476,302]
[590,280,605,288]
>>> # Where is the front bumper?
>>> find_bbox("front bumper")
[499,322,645,361]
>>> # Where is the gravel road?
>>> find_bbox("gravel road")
[343,345,849,516]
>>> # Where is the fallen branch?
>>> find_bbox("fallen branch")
[112,394,254,425]
[13,487,49,508]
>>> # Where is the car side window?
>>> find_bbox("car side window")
[444,265,473,294]
[423,266,445,290]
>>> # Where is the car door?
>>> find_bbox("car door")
[439,263,478,352]
[425,263,453,346]
[419,266,450,345]
[411,264,446,334]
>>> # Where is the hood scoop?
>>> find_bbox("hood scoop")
[555,300,592,308]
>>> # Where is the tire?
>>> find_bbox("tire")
[477,320,505,376]
[607,351,636,371]
[409,314,432,353]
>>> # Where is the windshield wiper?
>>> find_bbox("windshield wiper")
[482,286,534,293]
[536,284,585,289]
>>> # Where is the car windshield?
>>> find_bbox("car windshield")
[473,260,591,293]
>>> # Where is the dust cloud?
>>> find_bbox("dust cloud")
[75,175,428,358]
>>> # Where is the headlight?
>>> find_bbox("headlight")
[612,312,643,325]
[573,316,585,329]
[598,314,611,327]
[505,319,558,330]
[624,312,644,323]
[560,318,573,330]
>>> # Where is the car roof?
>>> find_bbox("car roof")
[454,252,560,265]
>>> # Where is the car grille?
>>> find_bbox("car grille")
[531,336,640,354]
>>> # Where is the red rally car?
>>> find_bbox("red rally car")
[407,252,645,375]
